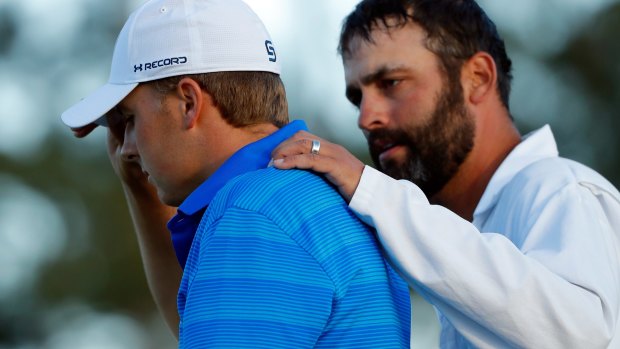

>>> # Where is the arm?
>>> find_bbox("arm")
[351,166,619,348]
[180,207,333,347]
[73,122,182,337]
[119,172,181,338]
[271,133,618,347]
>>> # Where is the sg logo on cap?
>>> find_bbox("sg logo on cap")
[265,40,276,62]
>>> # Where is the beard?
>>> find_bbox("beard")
[367,77,475,198]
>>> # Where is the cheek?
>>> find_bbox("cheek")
[397,91,437,127]
[134,124,169,168]
[392,101,420,128]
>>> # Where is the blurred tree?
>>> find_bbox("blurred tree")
[1,1,618,348]
[0,135,167,346]
[0,6,16,55]
[547,2,620,187]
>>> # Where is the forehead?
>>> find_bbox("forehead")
[343,22,436,82]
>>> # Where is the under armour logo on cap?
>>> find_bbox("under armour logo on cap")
[133,57,188,73]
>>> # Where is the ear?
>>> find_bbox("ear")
[176,77,207,129]
[461,52,497,105]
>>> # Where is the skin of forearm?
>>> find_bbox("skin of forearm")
[121,182,182,339]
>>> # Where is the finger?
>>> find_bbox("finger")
[277,130,314,149]
[272,132,333,160]
[106,128,121,149]
[273,153,353,186]
[289,130,318,141]
[272,138,316,159]
[107,115,126,144]
[272,153,326,171]
[273,152,363,203]
[289,130,329,149]
[71,124,98,138]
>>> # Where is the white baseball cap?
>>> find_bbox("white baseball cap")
[61,0,280,128]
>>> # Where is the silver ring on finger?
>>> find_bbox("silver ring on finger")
[310,139,321,155]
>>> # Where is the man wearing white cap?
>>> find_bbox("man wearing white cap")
[62,0,411,347]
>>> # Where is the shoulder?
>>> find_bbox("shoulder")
[203,168,395,299]
[496,156,620,226]
[217,167,343,209]
[507,157,618,199]
[207,168,354,227]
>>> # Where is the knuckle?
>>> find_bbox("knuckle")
[292,130,306,140]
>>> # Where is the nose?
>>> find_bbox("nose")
[357,92,389,132]
[120,123,139,163]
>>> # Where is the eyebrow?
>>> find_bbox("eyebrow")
[360,64,410,85]
[345,64,410,99]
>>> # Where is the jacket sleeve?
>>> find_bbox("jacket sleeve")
[179,206,334,349]
[349,166,619,349]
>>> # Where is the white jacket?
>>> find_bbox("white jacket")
[350,125,620,349]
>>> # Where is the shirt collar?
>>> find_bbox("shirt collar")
[178,119,308,216]
[473,125,559,222]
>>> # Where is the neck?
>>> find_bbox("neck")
[194,119,280,183]
[430,115,520,222]
[241,122,280,140]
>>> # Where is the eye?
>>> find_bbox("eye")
[118,109,135,125]
[346,87,362,108]
[379,79,401,90]
[105,108,123,125]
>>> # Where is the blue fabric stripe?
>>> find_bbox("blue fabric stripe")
[178,167,410,348]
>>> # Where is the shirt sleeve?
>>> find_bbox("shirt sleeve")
[179,206,334,349]
[349,165,620,348]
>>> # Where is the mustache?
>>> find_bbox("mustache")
[366,128,411,148]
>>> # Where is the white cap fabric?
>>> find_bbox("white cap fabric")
[61,0,280,128]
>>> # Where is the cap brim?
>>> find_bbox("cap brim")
[61,82,139,128]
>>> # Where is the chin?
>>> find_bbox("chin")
[157,189,182,208]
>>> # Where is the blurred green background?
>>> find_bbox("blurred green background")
[1,0,619,348]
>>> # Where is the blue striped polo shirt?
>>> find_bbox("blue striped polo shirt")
[171,121,410,348]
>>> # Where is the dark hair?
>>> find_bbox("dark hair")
[149,71,289,128]
[339,0,513,110]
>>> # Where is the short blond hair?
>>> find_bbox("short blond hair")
[150,71,289,128]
